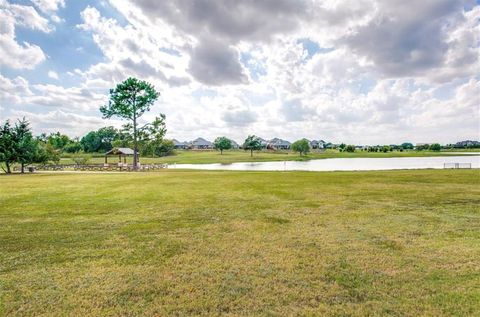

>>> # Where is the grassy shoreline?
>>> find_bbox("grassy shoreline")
[1,170,479,315]
[56,149,480,165]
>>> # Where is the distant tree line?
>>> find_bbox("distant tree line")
[37,124,174,156]
[0,115,172,174]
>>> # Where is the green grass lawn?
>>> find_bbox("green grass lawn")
[1,169,479,316]
[59,149,479,165]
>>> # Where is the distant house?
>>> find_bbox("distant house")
[172,139,188,149]
[454,140,480,148]
[310,139,327,149]
[190,137,213,150]
[415,143,431,149]
[229,139,240,149]
[257,137,269,149]
[268,138,291,150]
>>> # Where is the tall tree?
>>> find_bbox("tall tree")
[14,119,38,173]
[213,136,232,155]
[243,135,262,157]
[100,78,160,169]
[0,120,15,173]
[0,118,45,173]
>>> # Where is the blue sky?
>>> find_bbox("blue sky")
[1,0,479,144]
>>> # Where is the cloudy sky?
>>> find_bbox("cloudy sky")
[1,0,479,144]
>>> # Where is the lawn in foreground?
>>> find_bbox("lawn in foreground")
[0,170,479,316]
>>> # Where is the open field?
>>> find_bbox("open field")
[58,149,479,165]
[1,170,479,316]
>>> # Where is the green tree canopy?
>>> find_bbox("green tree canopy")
[243,135,262,157]
[128,115,167,157]
[80,126,118,153]
[0,120,16,173]
[100,77,160,169]
[63,141,82,153]
[46,132,72,150]
[429,143,441,151]
[401,142,414,150]
[291,139,311,156]
[153,139,175,157]
[213,136,232,154]
[14,119,39,173]
[345,145,356,152]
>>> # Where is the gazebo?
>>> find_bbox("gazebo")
[104,147,135,165]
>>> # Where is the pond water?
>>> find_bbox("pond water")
[173,155,480,172]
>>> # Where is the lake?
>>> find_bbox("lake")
[173,155,480,172]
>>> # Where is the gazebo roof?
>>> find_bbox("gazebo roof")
[105,147,135,155]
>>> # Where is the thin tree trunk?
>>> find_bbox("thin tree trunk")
[21,162,25,173]
[131,90,139,170]
[221,149,223,155]
[133,114,138,170]
[250,149,253,157]
[5,161,11,174]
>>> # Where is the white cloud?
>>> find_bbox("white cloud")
[1,0,478,144]
[9,109,107,137]
[47,70,58,79]
[0,0,51,69]
[0,74,107,112]
[31,0,64,12]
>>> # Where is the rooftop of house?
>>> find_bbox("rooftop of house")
[269,138,291,145]
[192,137,213,146]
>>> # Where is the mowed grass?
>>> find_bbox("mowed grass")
[0,170,479,316]
[60,149,478,165]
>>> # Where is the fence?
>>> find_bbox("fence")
[74,163,168,171]
[32,163,168,172]
[443,163,472,169]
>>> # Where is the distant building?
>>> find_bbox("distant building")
[257,137,269,149]
[310,139,327,149]
[190,137,213,150]
[267,138,291,150]
[415,143,432,150]
[172,139,188,149]
[454,140,480,148]
[229,139,240,149]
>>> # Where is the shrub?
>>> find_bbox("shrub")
[154,140,175,157]
[429,143,441,151]
[72,153,92,165]
[345,145,355,152]
[64,142,82,153]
